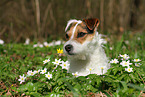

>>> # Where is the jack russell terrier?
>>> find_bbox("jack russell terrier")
[63,18,110,76]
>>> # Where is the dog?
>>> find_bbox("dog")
[63,18,110,76]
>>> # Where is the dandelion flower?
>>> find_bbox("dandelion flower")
[125,67,133,72]
[45,72,52,79]
[18,74,27,84]
[110,59,119,64]
[120,60,132,67]
[40,68,47,74]
[43,59,50,64]
[57,48,63,54]
[119,54,130,60]
[60,61,70,70]
[72,72,79,77]
[133,59,141,62]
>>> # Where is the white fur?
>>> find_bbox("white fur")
[64,20,110,76]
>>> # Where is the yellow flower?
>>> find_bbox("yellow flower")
[57,48,63,54]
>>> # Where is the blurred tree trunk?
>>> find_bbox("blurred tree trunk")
[100,0,104,32]
[35,0,41,40]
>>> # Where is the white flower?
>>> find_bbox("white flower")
[133,59,141,62]
[98,66,107,75]
[86,68,94,74]
[125,40,129,44]
[0,39,4,45]
[110,47,113,50]
[125,67,133,72]
[52,59,61,65]
[72,72,79,77]
[24,38,30,45]
[33,42,43,48]
[137,37,141,40]
[45,72,52,79]
[34,69,40,74]
[119,54,130,60]
[39,44,43,48]
[33,44,38,48]
[60,61,70,70]
[43,59,50,64]
[110,59,119,64]
[48,42,55,47]
[27,70,35,76]
[120,60,132,67]
[43,42,49,47]
[135,63,142,67]
[18,74,27,84]
[55,40,61,45]
[99,66,106,70]
[40,68,47,74]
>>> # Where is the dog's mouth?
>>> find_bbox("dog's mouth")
[67,52,75,55]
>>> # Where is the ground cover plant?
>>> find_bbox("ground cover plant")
[0,32,145,96]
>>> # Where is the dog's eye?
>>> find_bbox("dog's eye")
[65,34,69,39]
[77,32,87,38]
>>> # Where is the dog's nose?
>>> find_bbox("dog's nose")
[65,44,73,52]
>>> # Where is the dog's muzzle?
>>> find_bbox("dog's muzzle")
[65,44,74,55]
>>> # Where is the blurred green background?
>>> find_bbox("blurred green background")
[0,0,145,42]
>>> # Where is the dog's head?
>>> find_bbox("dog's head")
[63,18,100,57]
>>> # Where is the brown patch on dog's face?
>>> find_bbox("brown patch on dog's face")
[73,22,95,44]
[65,18,99,44]
[66,22,95,44]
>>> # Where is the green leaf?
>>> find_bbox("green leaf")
[65,82,79,96]
[128,83,145,91]
[30,92,41,97]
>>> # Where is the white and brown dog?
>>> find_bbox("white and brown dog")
[63,18,110,76]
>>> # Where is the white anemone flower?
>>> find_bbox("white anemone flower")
[27,70,35,76]
[43,59,50,64]
[55,40,61,45]
[125,67,133,72]
[133,59,141,62]
[18,74,27,84]
[33,44,38,48]
[119,54,130,60]
[99,66,107,74]
[34,69,40,74]
[33,42,43,48]
[72,72,79,77]
[0,39,4,45]
[86,68,94,74]
[135,63,142,67]
[110,59,119,64]
[120,60,132,67]
[52,59,61,65]
[40,68,47,74]
[43,42,49,47]
[24,38,30,45]
[60,61,70,70]
[45,72,52,79]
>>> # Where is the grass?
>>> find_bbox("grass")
[0,31,145,96]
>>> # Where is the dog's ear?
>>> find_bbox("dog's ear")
[83,18,99,31]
